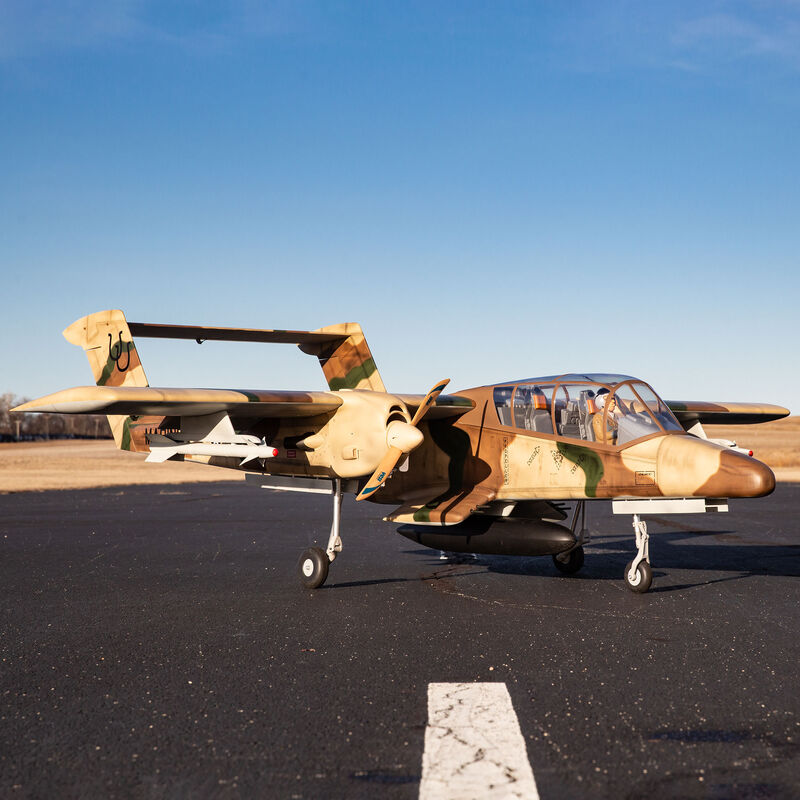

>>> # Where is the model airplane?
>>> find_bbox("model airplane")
[14,310,789,593]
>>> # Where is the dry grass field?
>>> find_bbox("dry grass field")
[1,417,798,493]
[704,415,800,480]
[0,440,242,493]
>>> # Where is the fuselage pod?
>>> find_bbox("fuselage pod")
[396,515,577,557]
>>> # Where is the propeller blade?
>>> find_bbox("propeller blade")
[356,446,404,501]
[410,378,450,426]
[356,378,451,502]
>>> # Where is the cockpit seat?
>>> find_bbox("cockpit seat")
[530,391,553,433]
[579,390,597,441]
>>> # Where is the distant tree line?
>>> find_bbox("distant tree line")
[0,392,111,442]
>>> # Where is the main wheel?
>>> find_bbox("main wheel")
[624,559,653,593]
[553,546,584,575]
[299,547,329,589]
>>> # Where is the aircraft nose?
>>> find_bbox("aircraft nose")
[698,449,776,498]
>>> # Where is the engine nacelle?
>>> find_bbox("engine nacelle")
[306,391,412,479]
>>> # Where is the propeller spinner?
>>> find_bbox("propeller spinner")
[355,378,450,501]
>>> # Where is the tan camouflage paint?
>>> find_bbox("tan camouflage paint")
[62,310,149,450]
[367,384,776,523]
[17,312,784,521]
[299,323,386,392]
[15,385,344,417]
[666,400,790,425]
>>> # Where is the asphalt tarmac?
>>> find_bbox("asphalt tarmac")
[2,481,799,799]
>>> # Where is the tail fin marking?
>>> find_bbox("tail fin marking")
[63,310,148,449]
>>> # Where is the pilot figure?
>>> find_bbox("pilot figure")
[592,390,619,445]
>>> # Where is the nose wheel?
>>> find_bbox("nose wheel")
[625,514,652,593]
[624,558,652,592]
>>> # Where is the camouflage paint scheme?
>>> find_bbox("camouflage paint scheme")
[373,387,778,525]
[62,310,150,451]
[16,311,788,528]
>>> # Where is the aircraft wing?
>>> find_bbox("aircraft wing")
[666,400,790,425]
[13,385,476,420]
[394,393,474,419]
[13,386,343,418]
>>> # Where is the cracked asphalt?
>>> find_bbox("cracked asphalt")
[2,481,799,798]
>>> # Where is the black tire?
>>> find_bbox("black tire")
[624,559,653,593]
[299,547,329,589]
[553,546,584,575]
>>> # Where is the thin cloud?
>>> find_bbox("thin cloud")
[0,0,308,60]
[0,0,145,58]
[540,1,800,75]
[672,10,800,65]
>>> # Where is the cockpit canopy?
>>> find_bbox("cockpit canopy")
[493,373,683,447]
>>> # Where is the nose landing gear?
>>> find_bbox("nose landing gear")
[624,514,652,593]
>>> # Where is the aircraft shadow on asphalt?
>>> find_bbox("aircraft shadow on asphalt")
[328,577,416,589]
[397,530,800,593]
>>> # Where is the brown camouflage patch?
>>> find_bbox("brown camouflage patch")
[63,310,149,449]
[300,323,386,392]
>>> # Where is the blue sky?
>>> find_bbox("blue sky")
[1,1,798,408]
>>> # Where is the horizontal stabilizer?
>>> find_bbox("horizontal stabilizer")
[127,317,386,392]
[128,322,346,346]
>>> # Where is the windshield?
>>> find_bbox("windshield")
[495,377,683,446]
[606,382,683,445]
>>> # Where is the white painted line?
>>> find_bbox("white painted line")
[420,682,539,800]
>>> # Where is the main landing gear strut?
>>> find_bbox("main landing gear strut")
[624,513,652,593]
[298,479,343,589]
[552,500,588,575]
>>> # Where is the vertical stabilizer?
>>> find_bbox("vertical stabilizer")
[299,323,386,392]
[63,309,149,449]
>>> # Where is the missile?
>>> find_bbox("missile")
[146,438,279,466]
